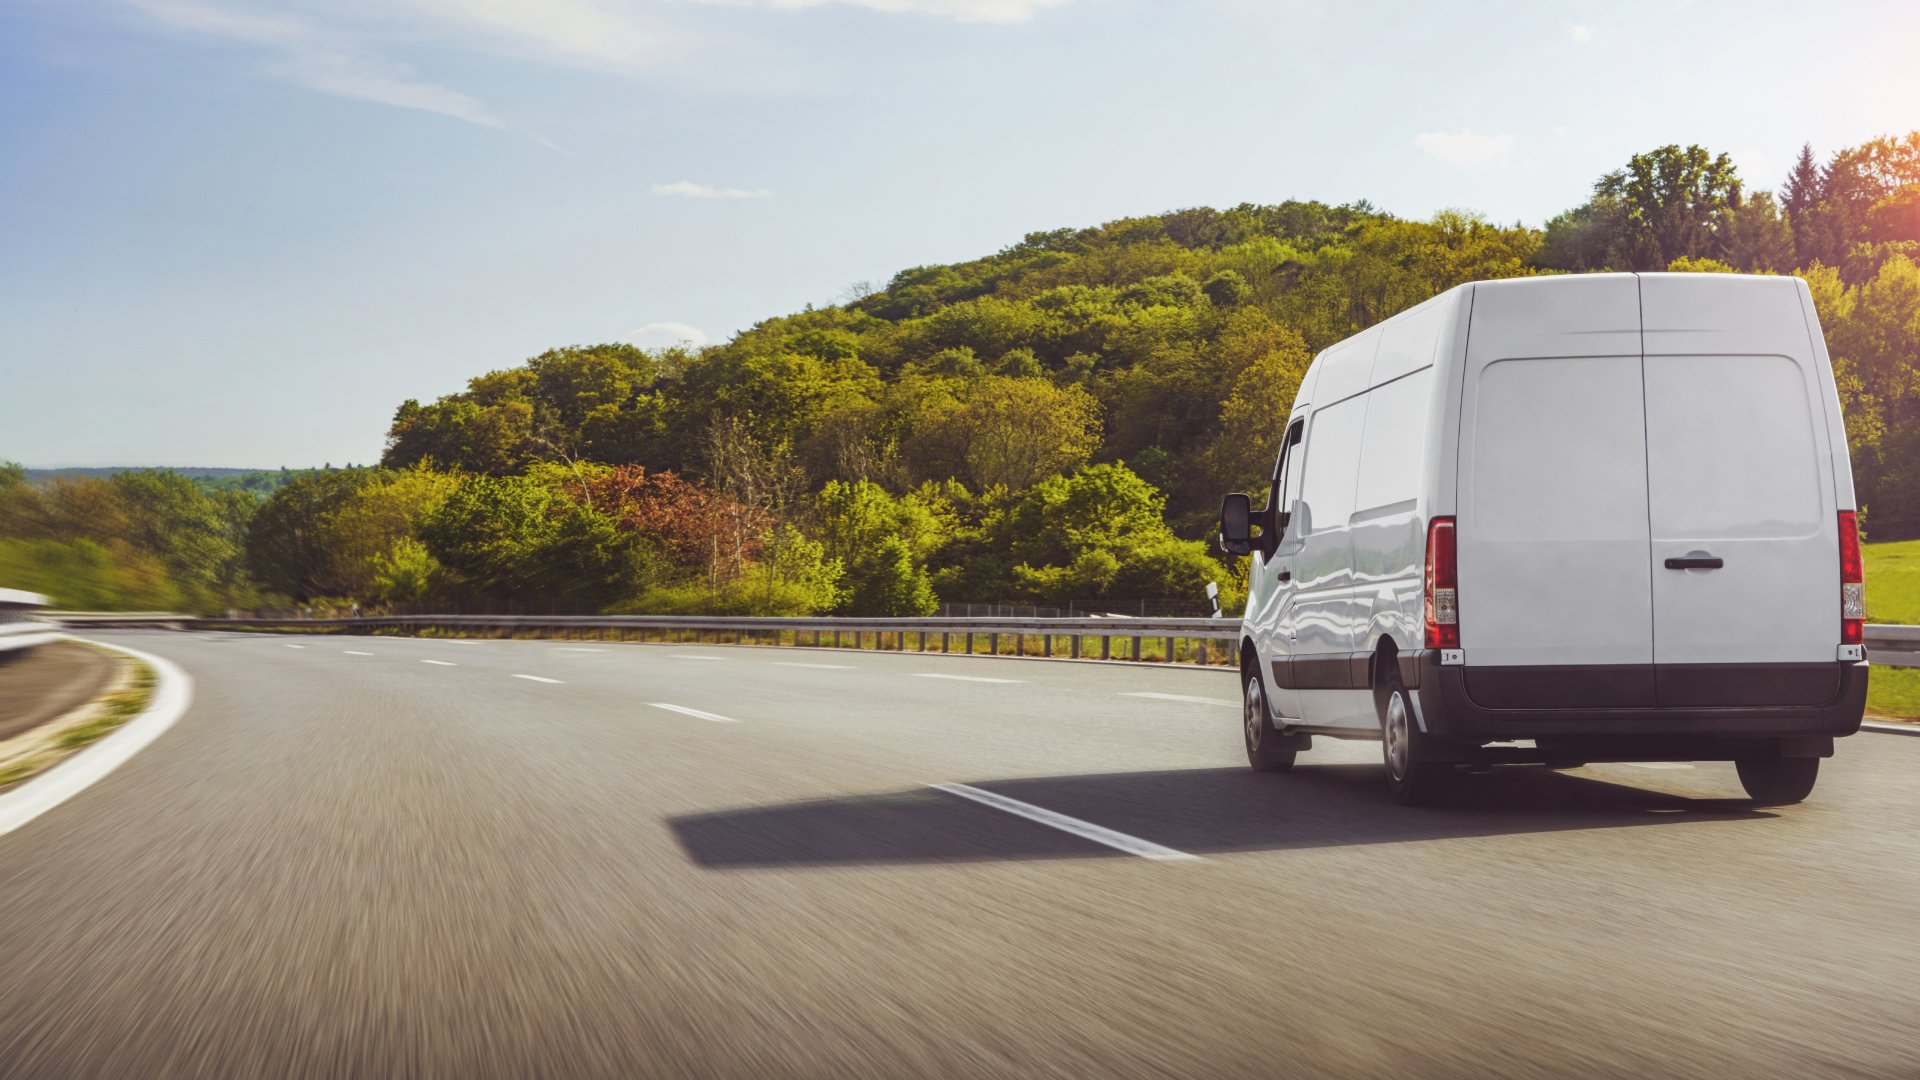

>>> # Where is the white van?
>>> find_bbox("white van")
[1218,273,1868,806]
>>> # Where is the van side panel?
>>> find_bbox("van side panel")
[1796,278,1858,509]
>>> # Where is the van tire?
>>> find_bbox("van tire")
[1377,673,1451,805]
[1243,669,1296,773]
[1736,758,1818,805]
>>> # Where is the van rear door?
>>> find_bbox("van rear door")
[1455,276,1656,706]
[1639,274,1842,706]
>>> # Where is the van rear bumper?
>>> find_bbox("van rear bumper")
[1413,652,1868,741]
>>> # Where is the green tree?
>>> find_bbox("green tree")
[1593,144,1743,270]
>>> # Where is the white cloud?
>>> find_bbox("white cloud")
[395,0,671,67]
[1413,129,1515,166]
[651,180,772,199]
[1568,23,1593,41]
[679,0,1073,23]
[126,0,541,137]
[630,321,710,348]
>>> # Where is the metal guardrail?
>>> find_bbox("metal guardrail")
[63,612,1239,664]
[46,609,1920,669]
[0,589,57,655]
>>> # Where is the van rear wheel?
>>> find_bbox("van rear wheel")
[1736,758,1818,805]
[1243,670,1296,773]
[1378,673,1451,806]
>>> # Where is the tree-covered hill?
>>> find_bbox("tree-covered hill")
[10,133,1920,617]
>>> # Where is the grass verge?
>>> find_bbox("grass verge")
[1865,539,1920,626]
[0,654,156,790]
[1867,665,1920,721]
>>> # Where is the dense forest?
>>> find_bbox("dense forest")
[9,134,1920,615]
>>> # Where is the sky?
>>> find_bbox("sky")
[4,0,1919,468]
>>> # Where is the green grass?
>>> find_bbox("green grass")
[54,664,155,750]
[1865,539,1920,625]
[1867,666,1920,721]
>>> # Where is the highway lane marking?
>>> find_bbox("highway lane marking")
[283,643,306,649]
[1120,692,1236,706]
[913,673,1023,684]
[928,783,1199,862]
[771,662,857,669]
[672,654,727,661]
[552,647,605,653]
[1625,763,1695,770]
[420,659,458,667]
[343,650,374,656]
[512,674,563,684]
[647,703,738,723]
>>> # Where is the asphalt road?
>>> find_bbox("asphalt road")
[1,630,1917,1078]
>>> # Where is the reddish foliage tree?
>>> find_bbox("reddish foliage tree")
[574,465,768,585]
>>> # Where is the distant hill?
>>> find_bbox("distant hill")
[21,466,345,499]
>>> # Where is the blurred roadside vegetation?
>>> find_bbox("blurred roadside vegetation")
[9,133,1920,622]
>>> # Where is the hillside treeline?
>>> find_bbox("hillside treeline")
[11,134,1920,614]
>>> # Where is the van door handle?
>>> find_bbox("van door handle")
[1277,570,1291,583]
[1664,556,1724,570]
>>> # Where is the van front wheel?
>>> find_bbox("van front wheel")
[1378,674,1451,806]
[1736,758,1818,805]
[1243,671,1296,773]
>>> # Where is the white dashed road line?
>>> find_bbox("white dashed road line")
[421,659,457,667]
[913,673,1023,684]
[552,648,605,653]
[771,662,857,670]
[647,703,738,723]
[283,644,305,649]
[512,674,562,684]
[672,654,727,661]
[1120,692,1236,706]
[344,650,373,656]
[1624,763,1696,771]
[928,783,1199,862]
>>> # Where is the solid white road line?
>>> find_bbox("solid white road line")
[1624,763,1696,771]
[928,783,1198,862]
[672,654,727,661]
[512,674,562,684]
[1120,692,1236,706]
[552,648,605,653]
[913,673,1023,684]
[343,650,373,656]
[647,703,738,723]
[283,644,305,649]
[0,637,192,839]
[420,659,457,667]
[771,662,857,670]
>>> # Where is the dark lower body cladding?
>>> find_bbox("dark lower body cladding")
[1411,651,1869,762]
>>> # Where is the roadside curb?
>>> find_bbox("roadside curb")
[0,636,193,839]
[1861,721,1920,737]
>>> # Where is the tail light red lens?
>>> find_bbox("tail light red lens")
[1840,510,1865,645]
[1425,517,1459,649]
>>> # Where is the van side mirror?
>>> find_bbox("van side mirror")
[1220,493,1253,556]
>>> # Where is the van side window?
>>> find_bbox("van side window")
[1298,396,1367,534]
[1271,419,1304,525]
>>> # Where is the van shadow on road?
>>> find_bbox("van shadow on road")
[668,765,1772,869]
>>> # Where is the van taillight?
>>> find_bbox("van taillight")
[1840,510,1865,645]
[1425,517,1459,649]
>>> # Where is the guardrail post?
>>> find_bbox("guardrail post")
[941,632,950,653]
[965,632,974,654]
[1101,636,1110,660]
[1197,639,1209,665]
[1164,635,1176,663]
[1043,633,1052,657]
[1072,634,1081,659]
[989,632,999,656]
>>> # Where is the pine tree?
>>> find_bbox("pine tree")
[1781,143,1824,268]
